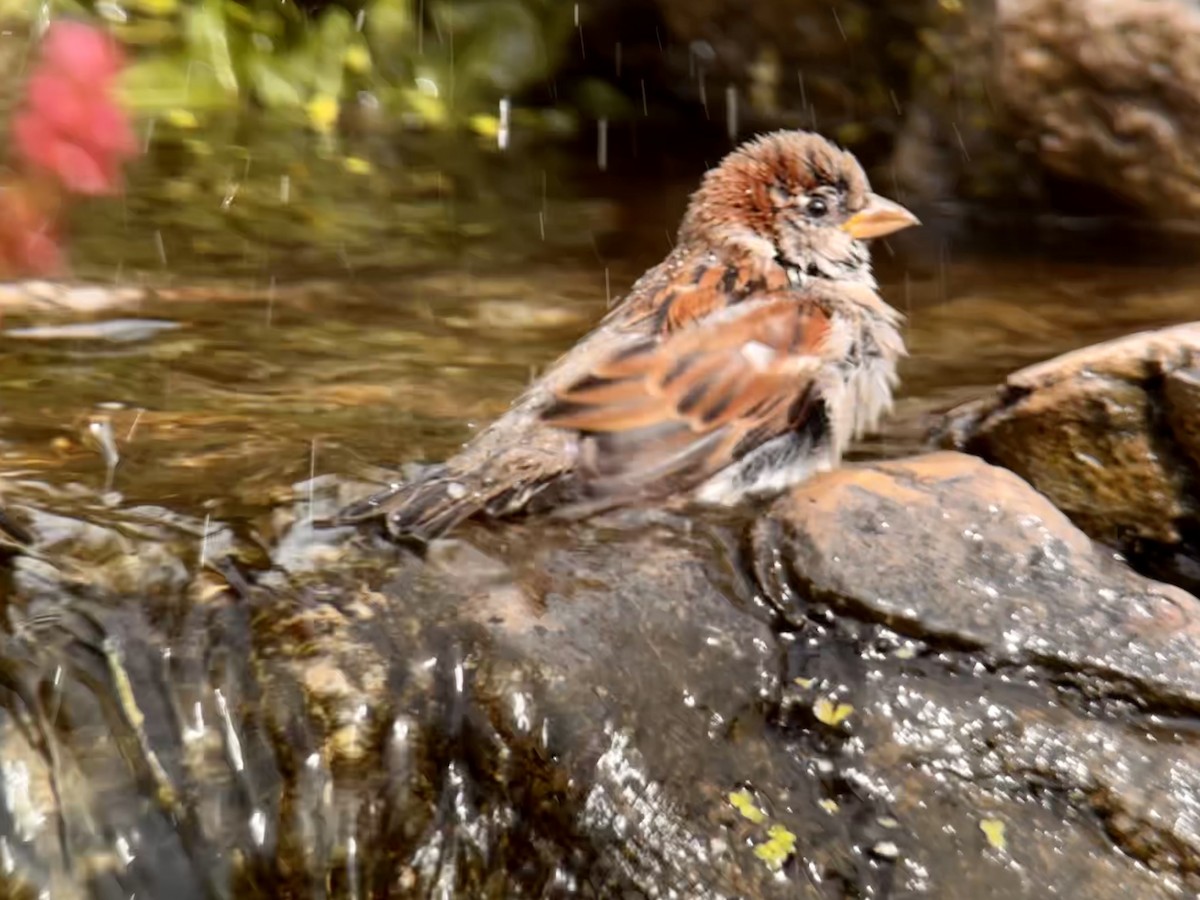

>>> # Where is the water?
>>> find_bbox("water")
[3,125,1199,521]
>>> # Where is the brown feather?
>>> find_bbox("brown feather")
[542,294,830,493]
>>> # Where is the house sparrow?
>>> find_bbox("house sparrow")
[337,130,919,540]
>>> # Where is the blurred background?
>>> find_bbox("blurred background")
[0,0,1197,509]
[0,0,1190,520]
[5,0,1200,282]
[4,6,1200,898]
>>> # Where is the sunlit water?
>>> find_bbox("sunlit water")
[2,124,1199,522]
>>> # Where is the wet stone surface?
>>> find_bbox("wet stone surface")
[937,323,1200,591]
[1,452,1199,897]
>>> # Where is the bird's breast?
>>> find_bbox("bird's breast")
[836,313,904,442]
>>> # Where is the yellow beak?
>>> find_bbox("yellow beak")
[841,193,920,240]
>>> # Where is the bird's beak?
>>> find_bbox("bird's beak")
[841,194,920,240]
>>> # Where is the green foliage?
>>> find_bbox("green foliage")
[51,0,574,132]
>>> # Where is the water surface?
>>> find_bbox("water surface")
[2,127,1197,523]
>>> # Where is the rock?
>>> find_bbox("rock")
[994,0,1200,218]
[758,452,1200,706]
[5,456,1200,896]
[754,451,1200,893]
[1165,366,1200,470]
[936,324,1200,575]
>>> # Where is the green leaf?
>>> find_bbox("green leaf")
[980,817,1007,851]
[185,0,239,95]
[754,825,797,871]
[248,55,304,110]
[365,0,411,47]
[814,697,855,727]
[118,54,233,112]
[311,6,354,100]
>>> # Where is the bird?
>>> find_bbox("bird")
[336,130,919,541]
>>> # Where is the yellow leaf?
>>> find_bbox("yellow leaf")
[753,824,797,871]
[342,156,373,175]
[306,93,340,134]
[814,697,854,726]
[344,44,371,74]
[980,817,1007,851]
[728,789,766,824]
[793,677,815,689]
[469,114,500,138]
[132,0,178,15]
[165,109,199,129]
[817,799,839,814]
[403,89,447,127]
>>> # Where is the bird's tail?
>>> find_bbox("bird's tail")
[333,465,488,543]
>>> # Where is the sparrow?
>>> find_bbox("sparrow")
[337,130,919,541]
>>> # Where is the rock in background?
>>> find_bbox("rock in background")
[995,0,1200,219]
[937,323,1200,591]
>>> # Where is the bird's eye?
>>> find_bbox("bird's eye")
[806,196,829,218]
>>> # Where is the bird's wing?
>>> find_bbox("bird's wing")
[616,252,795,335]
[542,293,832,498]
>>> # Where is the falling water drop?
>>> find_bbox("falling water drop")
[308,439,318,523]
[498,96,511,150]
[266,275,276,326]
[831,7,847,40]
[725,85,738,141]
[199,513,211,571]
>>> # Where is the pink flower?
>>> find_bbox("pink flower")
[12,21,137,196]
[42,20,127,84]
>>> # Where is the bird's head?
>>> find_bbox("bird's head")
[681,130,919,287]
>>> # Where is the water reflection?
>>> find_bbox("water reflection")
[1,127,1198,521]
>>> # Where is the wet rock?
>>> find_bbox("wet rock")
[4,459,1200,897]
[936,323,1200,576]
[995,0,1200,219]
[755,451,1200,892]
[0,280,148,313]
[1165,366,1200,471]
[758,452,1200,706]
[4,318,182,343]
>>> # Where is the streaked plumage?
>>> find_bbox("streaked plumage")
[337,130,919,541]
